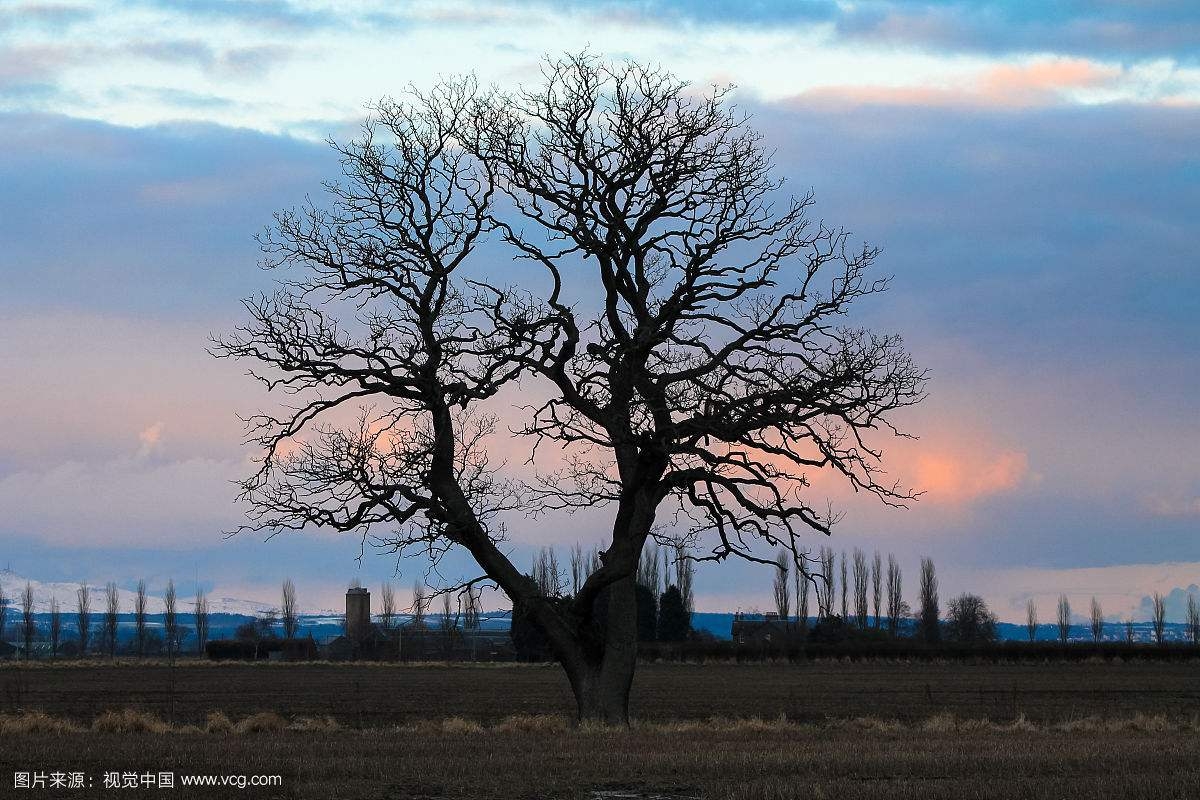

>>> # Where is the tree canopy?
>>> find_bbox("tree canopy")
[215,52,925,722]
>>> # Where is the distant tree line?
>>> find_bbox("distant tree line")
[512,541,698,661]
[757,551,1200,651]
[0,576,214,660]
[2,554,1197,662]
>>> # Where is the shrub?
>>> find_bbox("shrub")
[92,709,170,734]
[439,717,484,734]
[0,711,86,734]
[234,712,287,734]
[493,714,569,733]
[203,711,235,734]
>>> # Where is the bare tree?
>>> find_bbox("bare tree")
[1089,597,1104,643]
[672,538,695,617]
[194,589,210,656]
[1188,594,1199,646]
[50,597,62,658]
[532,548,564,597]
[852,549,868,628]
[870,551,882,629]
[462,586,481,630]
[21,582,35,660]
[214,54,924,722]
[380,583,396,630]
[164,580,178,661]
[1152,592,1166,645]
[1025,598,1038,642]
[796,558,810,634]
[103,583,119,657]
[411,582,427,630]
[918,557,939,643]
[840,552,848,621]
[817,547,835,619]
[75,584,90,656]
[281,578,299,639]
[1056,595,1071,645]
[772,548,790,620]
[134,579,148,657]
[885,554,902,635]
[439,591,459,657]
[0,578,7,642]
[944,594,997,643]
[637,542,661,599]
[570,544,586,596]
[1125,617,1135,644]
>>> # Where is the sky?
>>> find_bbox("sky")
[1,0,1198,622]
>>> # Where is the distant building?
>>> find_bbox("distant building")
[315,585,516,661]
[731,612,793,645]
[345,586,371,641]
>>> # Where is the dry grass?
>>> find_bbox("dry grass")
[436,716,486,734]
[6,716,1199,799]
[92,708,172,734]
[5,662,1200,798]
[0,710,86,734]
[233,710,287,734]
[492,713,571,733]
[289,715,341,732]
[2,708,1197,738]
[203,710,235,733]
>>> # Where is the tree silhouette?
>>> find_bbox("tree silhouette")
[634,583,657,642]
[164,580,178,661]
[1057,595,1071,645]
[215,53,924,722]
[657,585,689,642]
[944,593,996,644]
[20,582,34,660]
[917,557,939,643]
[194,589,210,656]
[75,584,90,656]
[1151,593,1166,645]
[772,548,791,621]
[134,579,148,657]
[281,578,299,639]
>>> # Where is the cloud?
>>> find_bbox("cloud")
[137,422,166,458]
[128,0,337,31]
[1145,495,1200,517]
[947,563,1200,623]
[0,44,96,91]
[792,57,1136,109]
[0,3,94,33]
[0,454,246,548]
[0,113,333,315]
[126,40,294,78]
[1137,583,1200,623]
[913,449,1029,505]
[515,0,1200,61]
[832,1,1200,62]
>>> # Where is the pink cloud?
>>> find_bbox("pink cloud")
[912,449,1029,505]
[791,58,1124,109]
[137,421,165,457]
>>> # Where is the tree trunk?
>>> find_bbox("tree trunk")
[565,575,637,725]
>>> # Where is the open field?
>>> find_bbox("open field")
[2,661,1199,798]
[4,660,1200,726]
